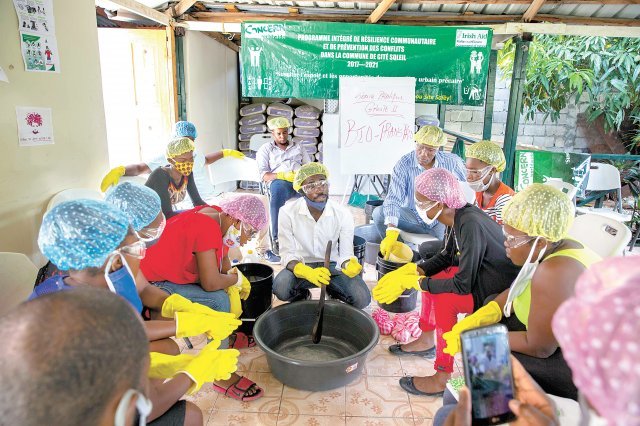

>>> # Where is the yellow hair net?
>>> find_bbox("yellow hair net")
[414,125,447,147]
[166,137,195,159]
[502,183,575,242]
[267,117,291,130]
[293,162,329,191]
[466,140,507,172]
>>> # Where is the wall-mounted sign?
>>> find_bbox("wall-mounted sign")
[16,106,54,146]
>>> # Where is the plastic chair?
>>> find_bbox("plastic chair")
[544,178,578,201]
[398,230,439,252]
[0,252,38,316]
[209,157,261,187]
[249,134,272,152]
[568,213,632,258]
[46,188,103,212]
[576,163,631,222]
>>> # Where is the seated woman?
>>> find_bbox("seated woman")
[146,136,207,218]
[443,184,600,400]
[141,194,269,402]
[464,140,515,225]
[34,199,240,425]
[373,168,520,396]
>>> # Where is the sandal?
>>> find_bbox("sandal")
[213,376,264,401]
[388,344,435,358]
[230,332,256,349]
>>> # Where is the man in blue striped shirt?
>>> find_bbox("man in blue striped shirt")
[373,126,466,251]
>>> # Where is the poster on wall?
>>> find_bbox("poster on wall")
[20,31,60,72]
[16,106,55,146]
[339,76,416,174]
[514,150,591,197]
[13,0,56,34]
[241,21,492,105]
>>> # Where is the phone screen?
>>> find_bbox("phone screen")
[461,325,515,424]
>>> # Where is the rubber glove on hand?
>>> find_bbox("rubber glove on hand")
[162,293,237,320]
[373,262,423,304]
[276,171,295,182]
[226,286,243,318]
[175,311,241,340]
[178,341,240,395]
[222,149,245,159]
[229,267,251,300]
[341,257,363,278]
[443,301,502,356]
[293,263,331,287]
[380,228,400,258]
[100,166,126,192]
[149,352,196,379]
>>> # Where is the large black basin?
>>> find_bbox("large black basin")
[253,301,379,391]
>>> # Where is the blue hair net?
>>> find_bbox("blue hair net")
[38,199,131,270]
[173,121,197,140]
[105,182,161,231]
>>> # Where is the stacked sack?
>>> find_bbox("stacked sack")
[293,105,322,162]
[415,114,440,132]
[237,103,270,190]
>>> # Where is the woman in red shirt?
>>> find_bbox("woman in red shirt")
[141,194,269,402]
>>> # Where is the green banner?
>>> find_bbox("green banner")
[514,150,591,197]
[240,21,492,105]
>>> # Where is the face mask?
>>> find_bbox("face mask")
[503,236,546,317]
[418,204,443,226]
[305,197,327,211]
[114,389,152,426]
[223,224,241,249]
[104,253,143,313]
[468,168,493,192]
[173,160,194,176]
[578,393,607,426]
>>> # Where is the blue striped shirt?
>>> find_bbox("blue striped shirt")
[383,150,467,228]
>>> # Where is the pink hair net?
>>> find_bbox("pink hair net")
[218,195,268,231]
[414,168,466,209]
[552,257,640,424]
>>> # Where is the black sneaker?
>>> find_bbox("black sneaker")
[263,250,281,264]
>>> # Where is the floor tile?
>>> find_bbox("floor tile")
[237,346,271,372]
[412,418,434,426]
[399,356,436,377]
[208,409,279,425]
[345,375,413,418]
[280,386,346,417]
[186,384,219,414]
[408,393,443,420]
[277,414,347,426]
[365,344,404,377]
[214,372,283,413]
[345,417,414,426]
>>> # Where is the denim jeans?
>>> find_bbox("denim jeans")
[372,206,445,241]
[272,262,371,309]
[269,179,300,240]
[153,281,231,348]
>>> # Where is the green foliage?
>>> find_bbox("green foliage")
[498,36,640,133]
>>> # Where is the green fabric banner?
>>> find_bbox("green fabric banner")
[240,21,492,105]
[514,150,591,196]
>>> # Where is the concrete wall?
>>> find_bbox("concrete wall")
[0,0,109,264]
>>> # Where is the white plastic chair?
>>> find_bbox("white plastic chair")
[568,213,632,258]
[398,230,439,252]
[208,157,261,187]
[46,188,103,212]
[249,134,272,152]
[576,163,631,222]
[544,178,578,201]
[0,252,38,316]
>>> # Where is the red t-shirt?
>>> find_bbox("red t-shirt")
[141,205,227,284]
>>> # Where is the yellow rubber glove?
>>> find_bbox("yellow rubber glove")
[373,262,423,304]
[222,149,245,159]
[226,286,243,318]
[161,294,195,318]
[341,257,363,278]
[100,166,125,192]
[149,352,196,379]
[174,311,241,340]
[178,341,240,395]
[443,301,503,356]
[229,267,251,300]
[380,228,400,258]
[293,263,331,287]
[276,171,295,182]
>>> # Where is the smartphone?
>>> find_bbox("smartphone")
[460,324,517,425]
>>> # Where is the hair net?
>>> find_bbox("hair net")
[105,182,161,231]
[502,184,574,242]
[293,162,329,191]
[552,257,640,424]
[267,117,291,130]
[415,168,467,209]
[39,199,130,271]
[172,121,197,139]
[166,137,195,159]
[414,125,447,147]
[219,195,268,231]
[466,140,506,172]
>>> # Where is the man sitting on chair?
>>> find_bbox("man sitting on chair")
[372,125,466,257]
[256,117,311,263]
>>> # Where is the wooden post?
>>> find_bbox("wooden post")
[175,34,187,121]
[166,25,179,124]
[482,49,498,140]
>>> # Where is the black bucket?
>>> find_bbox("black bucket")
[353,235,366,269]
[364,200,384,223]
[376,253,417,313]
[235,263,274,335]
[354,224,382,266]
[254,301,379,391]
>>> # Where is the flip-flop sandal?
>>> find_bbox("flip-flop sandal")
[230,332,256,349]
[388,344,435,358]
[399,376,445,397]
[213,376,264,401]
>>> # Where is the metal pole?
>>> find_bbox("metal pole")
[175,34,187,121]
[502,35,532,188]
[438,104,446,129]
[483,50,498,140]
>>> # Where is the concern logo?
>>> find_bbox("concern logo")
[244,23,286,39]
